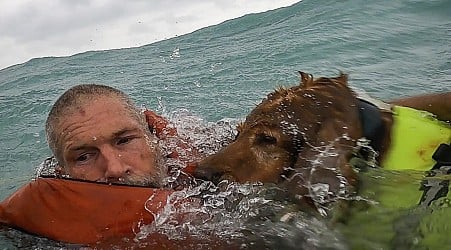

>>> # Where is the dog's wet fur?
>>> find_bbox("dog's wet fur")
[194,72,391,219]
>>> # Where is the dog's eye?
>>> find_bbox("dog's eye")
[256,133,277,145]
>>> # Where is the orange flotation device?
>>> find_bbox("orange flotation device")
[0,178,172,244]
[0,110,199,245]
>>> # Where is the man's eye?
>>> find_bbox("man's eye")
[117,137,134,145]
[76,153,91,163]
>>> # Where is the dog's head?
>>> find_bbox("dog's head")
[195,72,362,198]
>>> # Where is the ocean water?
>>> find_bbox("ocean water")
[0,0,450,249]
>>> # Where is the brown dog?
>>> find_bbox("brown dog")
[195,72,366,213]
[194,71,451,216]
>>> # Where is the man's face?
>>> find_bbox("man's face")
[56,96,164,186]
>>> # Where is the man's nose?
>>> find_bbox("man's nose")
[102,146,130,180]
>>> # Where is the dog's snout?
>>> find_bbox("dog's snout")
[193,165,224,184]
[193,166,213,180]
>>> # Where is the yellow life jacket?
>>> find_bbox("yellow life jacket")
[382,106,451,171]
[347,103,451,248]
[352,103,451,208]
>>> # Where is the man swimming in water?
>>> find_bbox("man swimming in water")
[1,83,205,245]
[45,84,170,187]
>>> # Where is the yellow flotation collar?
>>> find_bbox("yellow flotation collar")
[382,106,451,171]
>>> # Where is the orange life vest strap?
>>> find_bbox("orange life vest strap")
[144,110,178,138]
[144,109,200,173]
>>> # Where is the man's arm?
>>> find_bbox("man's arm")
[389,92,451,122]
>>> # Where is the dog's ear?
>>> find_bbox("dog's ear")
[236,122,245,134]
[333,72,348,87]
[298,71,314,89]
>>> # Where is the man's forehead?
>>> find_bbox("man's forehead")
[65,127,142,149]
[60,120,145,152]
[57,97,143,139]
[66,98,138,124]
[71,95,126,112]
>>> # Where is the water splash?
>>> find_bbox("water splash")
[135,114,349,248]
[137,180,347,249]
[163,109,239,155]
[35,156,59,178]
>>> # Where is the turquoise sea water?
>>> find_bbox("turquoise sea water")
[1,0,450,248]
